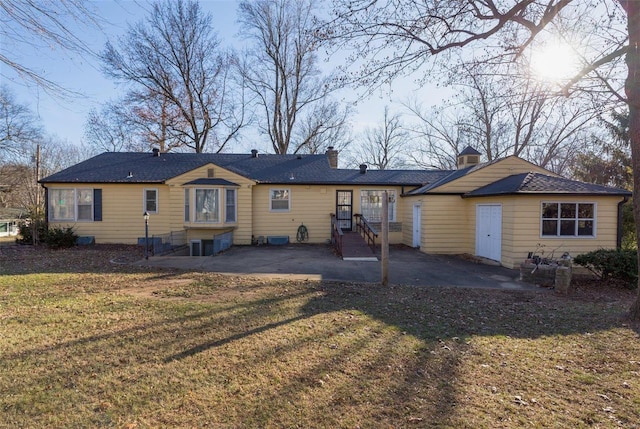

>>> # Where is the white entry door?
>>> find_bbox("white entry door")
[412,203,421,248]
[476,204,502,262]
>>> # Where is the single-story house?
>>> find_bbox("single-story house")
[39,146,631,268]
[0,208,26,237]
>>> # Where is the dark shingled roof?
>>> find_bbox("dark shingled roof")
[459,146,481,156]
[40,152,449,187]
[464,172,631,197]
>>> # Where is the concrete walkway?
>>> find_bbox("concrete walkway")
[140,244,542,291]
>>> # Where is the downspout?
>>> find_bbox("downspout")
[617,196,630,249]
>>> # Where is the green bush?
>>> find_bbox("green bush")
[43,226,78,249]
[16,220,47,245]
[574,248,638,289]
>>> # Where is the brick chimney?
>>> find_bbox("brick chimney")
[326,146,338,169]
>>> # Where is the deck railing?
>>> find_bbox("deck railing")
[330,213,344,256]
[354,213,378,253]
[150,230,188,255]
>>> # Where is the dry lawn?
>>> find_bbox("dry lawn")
[0,244,639,428]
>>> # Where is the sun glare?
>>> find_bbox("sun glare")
[530,43,580,82]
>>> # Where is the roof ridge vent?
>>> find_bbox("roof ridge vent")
[251,149,258,158]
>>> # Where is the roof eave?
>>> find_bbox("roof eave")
[462,191,632,198]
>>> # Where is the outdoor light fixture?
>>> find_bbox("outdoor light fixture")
[143,211,150,260]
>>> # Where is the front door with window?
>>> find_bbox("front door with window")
[336,191,353,231]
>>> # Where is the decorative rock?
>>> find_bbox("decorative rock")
[555,266,572,295]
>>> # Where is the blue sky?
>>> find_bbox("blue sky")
[1,0,436,153]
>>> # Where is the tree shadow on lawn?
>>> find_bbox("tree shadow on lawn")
[3,256,639,427]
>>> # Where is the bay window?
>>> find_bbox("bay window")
[195,189,219,222]
[226,189,237,222]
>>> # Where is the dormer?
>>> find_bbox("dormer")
[457,146,481,169]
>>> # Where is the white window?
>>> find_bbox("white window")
[49,188,93,222]
[541,202,595,237]
[195,188,219,222]
[184,189,190,222]
[225,189,237,223]
[270,189,290,212]
[144,188,158,214]
[76,189,93,221]
[360,190,396,222]
[49,189,76,221]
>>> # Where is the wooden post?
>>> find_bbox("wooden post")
[33,144,41,245]
[381,191,389,286]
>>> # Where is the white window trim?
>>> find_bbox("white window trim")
[76,188,94,222]
[49,188,94,222]
[540,201,597,238]
[270,188,291,212]
[225,188,237,223]
[144,188,159,214]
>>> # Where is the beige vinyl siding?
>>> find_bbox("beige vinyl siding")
[498,195,624,269]
[433,156,554,194]
[46,183,170,244]
[403,193,624,269]
[420,195,472,254]
[400,197,414,245]
[251,185,405,244]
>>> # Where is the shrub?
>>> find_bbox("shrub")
[43,226,78,249]
[16,220,47,245]
[573,248,638,289]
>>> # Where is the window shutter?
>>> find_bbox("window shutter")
[93,189,102,221]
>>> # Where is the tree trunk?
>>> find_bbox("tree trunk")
[623,0,640,320]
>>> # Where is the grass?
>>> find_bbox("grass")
[0,245,639,428]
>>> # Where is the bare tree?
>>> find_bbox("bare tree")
[1,134,87,213]
[84,103,142,153]
[0,0,101,96]
[327,0,640,319]
[0,86,43,162]
[404,101,469,170]
[406,62,599,173]
[293,101,353,154]
[238,0,348,154]
[347,106,409,169]
[101,0,245,153]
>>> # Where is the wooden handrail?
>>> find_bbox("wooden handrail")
[330,213,343,256]
[354,214,378,252]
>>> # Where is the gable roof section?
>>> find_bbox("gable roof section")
[407,158,505,195]
[40,152,449,187]
[464,172,631,197]
[407,156,555,195]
